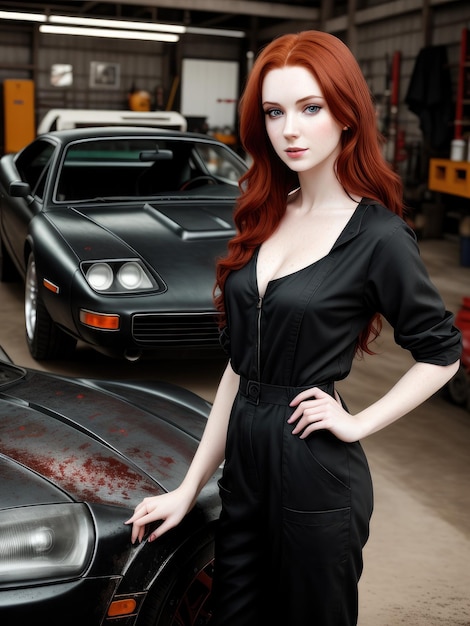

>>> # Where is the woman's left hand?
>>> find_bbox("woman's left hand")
[288,387,362,443]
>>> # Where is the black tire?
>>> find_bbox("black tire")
[24,253,77,360]
[445,365,470,407]
[138,527,215,626]
[0,236,20,282]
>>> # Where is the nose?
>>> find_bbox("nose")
[282,112,299,137]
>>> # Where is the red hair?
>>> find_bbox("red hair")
[215,30,403,355]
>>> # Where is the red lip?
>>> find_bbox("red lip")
[285,147,306,157]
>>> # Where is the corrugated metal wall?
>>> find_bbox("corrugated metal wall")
[0,28,32,80]
[35,34,168,117]
[355,1,470,144]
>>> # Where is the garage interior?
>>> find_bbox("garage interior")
[0,1,469,624]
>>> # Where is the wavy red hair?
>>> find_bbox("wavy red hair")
[215,30,403,355]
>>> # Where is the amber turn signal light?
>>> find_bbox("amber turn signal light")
[79,309,120,330]
[107,598,137,617]
[43,278,60,293]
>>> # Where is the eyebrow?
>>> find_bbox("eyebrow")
[262,94,325,107]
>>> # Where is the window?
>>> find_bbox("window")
[15,140,56,201]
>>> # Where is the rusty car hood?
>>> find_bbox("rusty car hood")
[0,366,211,510]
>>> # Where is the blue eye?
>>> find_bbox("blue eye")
[265,108,283,118]
[305,105,321,114]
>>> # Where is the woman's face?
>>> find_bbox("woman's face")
[262,65,344,175]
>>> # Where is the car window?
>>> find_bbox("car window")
[55,137,246,202]
[16,140,56,198]
[192,144,243,183]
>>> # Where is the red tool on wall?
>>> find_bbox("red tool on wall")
[383,50,402,170]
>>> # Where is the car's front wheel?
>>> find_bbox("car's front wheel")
[138,527,215,626]
[24,253,77,359]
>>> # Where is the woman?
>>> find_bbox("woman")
[126,31,461,625]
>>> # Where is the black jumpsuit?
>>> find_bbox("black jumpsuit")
[212,200,462,626]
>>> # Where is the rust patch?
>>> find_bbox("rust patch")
[10,423,46,438]
[2,444,156,505]
[158,456,175,466]
[109,426,129,436]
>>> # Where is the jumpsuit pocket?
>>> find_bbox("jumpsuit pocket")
[283,426,350,513]
[302,431,351,491]
[217,478,232,502]
[282,505,351,567]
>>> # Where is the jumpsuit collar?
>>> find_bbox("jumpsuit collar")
[329,198,372,252]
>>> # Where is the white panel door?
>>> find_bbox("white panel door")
[181,58,239,130]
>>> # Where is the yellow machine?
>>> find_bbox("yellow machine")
[2,79,35,153]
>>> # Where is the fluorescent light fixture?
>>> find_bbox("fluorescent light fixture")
[186,26,245,39]
[39,25,179,42]
[0,8,245,40]
[0,10,46,23]
[49,14,186,34]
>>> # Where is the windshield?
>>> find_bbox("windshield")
[55,137,246,203]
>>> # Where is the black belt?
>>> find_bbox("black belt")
[239,376,334,406]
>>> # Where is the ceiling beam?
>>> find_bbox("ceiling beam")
[93,0,318,22]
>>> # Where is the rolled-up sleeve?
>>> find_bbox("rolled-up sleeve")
[365,220,462,365]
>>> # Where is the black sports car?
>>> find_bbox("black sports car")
[0,346,220,625]
[0,127,247,360]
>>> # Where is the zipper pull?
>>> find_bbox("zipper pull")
[257,296,263,309]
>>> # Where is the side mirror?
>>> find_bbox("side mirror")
[9,180,32,198]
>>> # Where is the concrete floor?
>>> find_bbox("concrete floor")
[0,235,469,625]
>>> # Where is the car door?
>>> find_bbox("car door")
[1,139,56,277]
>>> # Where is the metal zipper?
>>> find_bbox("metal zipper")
[256,296,263,379]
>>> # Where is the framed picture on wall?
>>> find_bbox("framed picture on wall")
[89,62,120,88]
[50,64,73,87]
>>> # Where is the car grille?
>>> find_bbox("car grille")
[132,312,221,347]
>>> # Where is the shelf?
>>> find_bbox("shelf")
[428,159,470,198]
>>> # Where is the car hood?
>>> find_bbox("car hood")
[47,200,235,282]
[0,367,211,510]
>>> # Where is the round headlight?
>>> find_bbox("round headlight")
[86,263,114,291]
[117,262,150,290]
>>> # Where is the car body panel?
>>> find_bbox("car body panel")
[40,202,234,304]
[1,455,73,507]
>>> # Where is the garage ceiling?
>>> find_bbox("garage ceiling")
[3,0,329,39]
